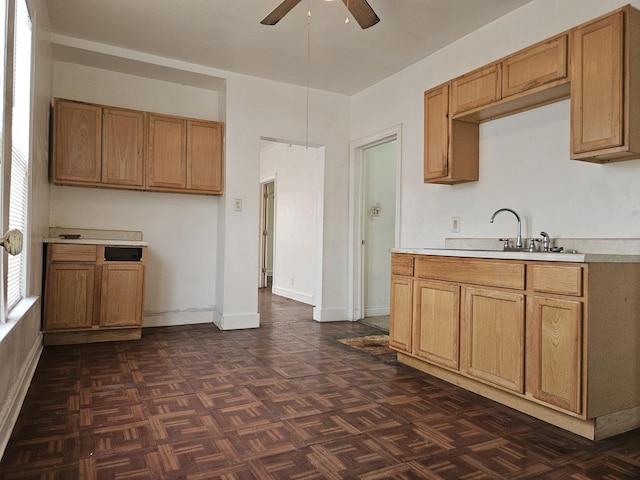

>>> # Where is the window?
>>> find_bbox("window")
[7,0,31,310]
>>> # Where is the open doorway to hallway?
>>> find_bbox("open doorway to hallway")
[259,139,325,309]
[259,180,275,288]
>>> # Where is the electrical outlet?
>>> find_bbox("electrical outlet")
[451,216,460,233]
[233,199,242,212]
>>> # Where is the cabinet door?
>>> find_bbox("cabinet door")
[146,114,187,190]
[502,34,568,98]
[44,263,95,330]
[102,107,144,188]
[100,263,145,327]
[389,275,413,353]
[53,100,102,184]
[451,64,501,115]
[424,85,450,181]
[413,280,460,370]
[571,11,623,155]
[462,287,525,393]
[187,120,223,193]
[527,296,582,414]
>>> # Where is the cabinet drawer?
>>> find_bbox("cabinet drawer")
[49,244,98,262]
[531,264,583,296]
[415,256,525,290]
[392,254,414,276]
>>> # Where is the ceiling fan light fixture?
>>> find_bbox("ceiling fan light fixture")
[261,0,379,29]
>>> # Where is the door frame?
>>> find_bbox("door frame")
[348,124,402,321]
[258,176,276,289]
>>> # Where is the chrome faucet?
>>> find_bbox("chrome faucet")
[490,208,523,249]
[539,231,550,252]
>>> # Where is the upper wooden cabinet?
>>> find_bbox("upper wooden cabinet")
[146,114,187,190]
[53,99,102,185]
[102,107,144,188]
[571,7,640,162]
[502,34,568,98]
[52,98,225,195]
[146,116,224,194]
[187,120,224,194]
[425,6,640,183]
[451,64,501,115]
[424,83,479,184]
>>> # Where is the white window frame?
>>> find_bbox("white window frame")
[0,0,34,322]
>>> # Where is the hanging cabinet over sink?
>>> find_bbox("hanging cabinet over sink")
[424,5,640,184]
[571,6,640,162]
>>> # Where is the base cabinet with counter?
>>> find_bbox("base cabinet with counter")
[43,242,147,345]
[389,252,640,440]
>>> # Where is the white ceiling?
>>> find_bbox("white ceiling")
[46,0,534,95]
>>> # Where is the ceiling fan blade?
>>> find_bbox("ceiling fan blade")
[342,0,380,29]
[261,0,303,26]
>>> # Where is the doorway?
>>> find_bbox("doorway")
[259,139,325,308]
[363,140,397,320]
[259,179,275,289]
[349,125,402,322]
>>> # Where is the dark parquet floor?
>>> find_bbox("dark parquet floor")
[2,290,640,479]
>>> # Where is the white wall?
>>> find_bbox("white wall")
[260,141,323,305]
[220,73,350,324]
[351,0,640,249]
[51,63,220,326]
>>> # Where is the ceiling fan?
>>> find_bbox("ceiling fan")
[261,0,380,29]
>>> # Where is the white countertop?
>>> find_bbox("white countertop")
[44,238,148,247]
[391,247,640,263]
[44,227,148,247]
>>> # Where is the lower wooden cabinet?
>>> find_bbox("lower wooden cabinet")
[44,263,95,330]
[462,287,525,393]
[43,243,147,345]
[389,275,413,353]
[389,253,640,440]
[100,263,145,327]
[527,295,582,413]
[413,279,460,370]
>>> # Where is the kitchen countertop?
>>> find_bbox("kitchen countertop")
[44,238,148,247]
[44,227,148,247]
[391,247,640,263]
[393,238,640,263]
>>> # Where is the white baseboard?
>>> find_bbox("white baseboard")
[143,307,215,327]
[212,309,260,330]
[313,306,351,322]
[272,286,314,305]
[364,306,390,317]
[0,331,42,459]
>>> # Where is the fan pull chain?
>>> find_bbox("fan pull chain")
[306,3,311,148]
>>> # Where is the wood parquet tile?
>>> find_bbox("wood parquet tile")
[3,289,640,479]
